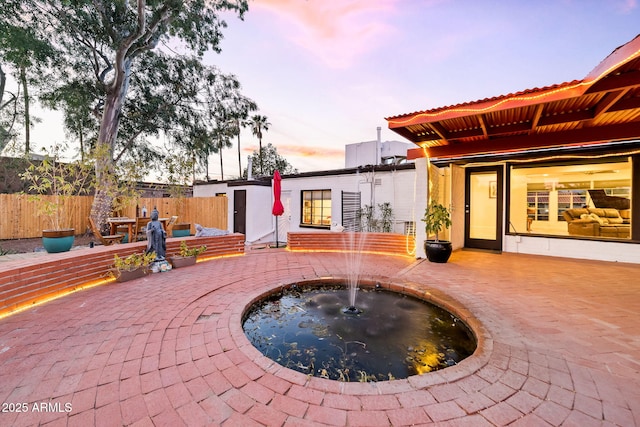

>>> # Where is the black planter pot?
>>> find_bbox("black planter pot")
[424,240,452,263]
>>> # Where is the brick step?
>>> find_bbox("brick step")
[287,232,415,257]
[0,234,245,317]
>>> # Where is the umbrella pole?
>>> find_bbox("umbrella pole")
[275,216,279,248]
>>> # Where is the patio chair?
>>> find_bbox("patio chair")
[88,217,124,246]
[133,217,151,242]
[165,215,178,235]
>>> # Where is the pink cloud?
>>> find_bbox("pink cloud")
[252,0,400,68]
[618,0,637,13]
[242,143,343,159]
[276,144,344,159]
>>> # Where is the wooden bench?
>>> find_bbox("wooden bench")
[0,234,245,318]
[287,232,415,257]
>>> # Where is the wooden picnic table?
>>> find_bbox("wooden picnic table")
[107,217,169,242]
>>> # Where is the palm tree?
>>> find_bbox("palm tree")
[235,118,245,177]
[249,115,270,175]
[214,124,234,180]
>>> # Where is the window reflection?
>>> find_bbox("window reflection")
[510,159,631,239]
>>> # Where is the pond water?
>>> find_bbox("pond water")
[242,284,476,382]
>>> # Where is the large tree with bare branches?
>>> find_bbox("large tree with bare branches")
[6,0,250,229]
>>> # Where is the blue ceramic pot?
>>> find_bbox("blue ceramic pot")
[42,229,75,253]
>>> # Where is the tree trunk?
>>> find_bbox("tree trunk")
[237,131,242,177]
[78,121,84,161]
[0,64,8,152]
[90,59,132,231]
[219,146,224,180]
[258,135,263,175]
[19,66,30,155]
[0,64,5,108]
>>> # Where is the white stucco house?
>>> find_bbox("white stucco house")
[193,135,420,247]
[193,163,420,247]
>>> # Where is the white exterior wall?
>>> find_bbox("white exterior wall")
[380,140,413,162]
[281,168,419,236]
[345,140,412,168]
[356,168,418,234]
[193,182,273,244]
[192,165,425,256]
[242,186,273,244]
[283,174,357,233]
[345,141,378,168]
[414,158,429,259]
[193,183,228,198]
[504,235,640,263]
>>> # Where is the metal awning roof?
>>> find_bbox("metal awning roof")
[386,34,640,163]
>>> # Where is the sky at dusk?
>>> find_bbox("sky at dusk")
[17,0,640,180]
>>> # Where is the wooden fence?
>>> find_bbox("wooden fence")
[0,194,227,239]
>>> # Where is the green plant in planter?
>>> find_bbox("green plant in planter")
[20,145,94,253]
[422,200,453,263]
[179,240,207,257]
[20,144,94,231]
[422,200,452,242]
[112,251,157,273]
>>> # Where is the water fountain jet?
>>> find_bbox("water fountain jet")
[342,231,368,311]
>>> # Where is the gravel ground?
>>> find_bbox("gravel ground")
[0,234,96,254]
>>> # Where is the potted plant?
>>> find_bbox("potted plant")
[20,145,94,253]
[421,200,453,263]
[169,240,207,268]
[110,251,156,282]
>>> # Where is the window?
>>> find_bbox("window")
[510,159,631,239]
[527,191,549,221]
[301,190,331,228]
[404,221,416,236]
[341,191,361,231]
[557,190,586,221]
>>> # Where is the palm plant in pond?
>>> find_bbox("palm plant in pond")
[249,114,270,175]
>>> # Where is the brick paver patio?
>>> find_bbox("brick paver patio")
[0,248,638,426]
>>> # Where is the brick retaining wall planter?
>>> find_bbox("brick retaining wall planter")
[0,233,245,318]
[287,231,416,257]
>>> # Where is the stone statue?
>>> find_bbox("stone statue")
[146,207,166,261]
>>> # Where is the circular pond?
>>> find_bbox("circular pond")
[242,282,476,382]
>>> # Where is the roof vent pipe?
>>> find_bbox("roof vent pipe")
[376,126,382,165]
